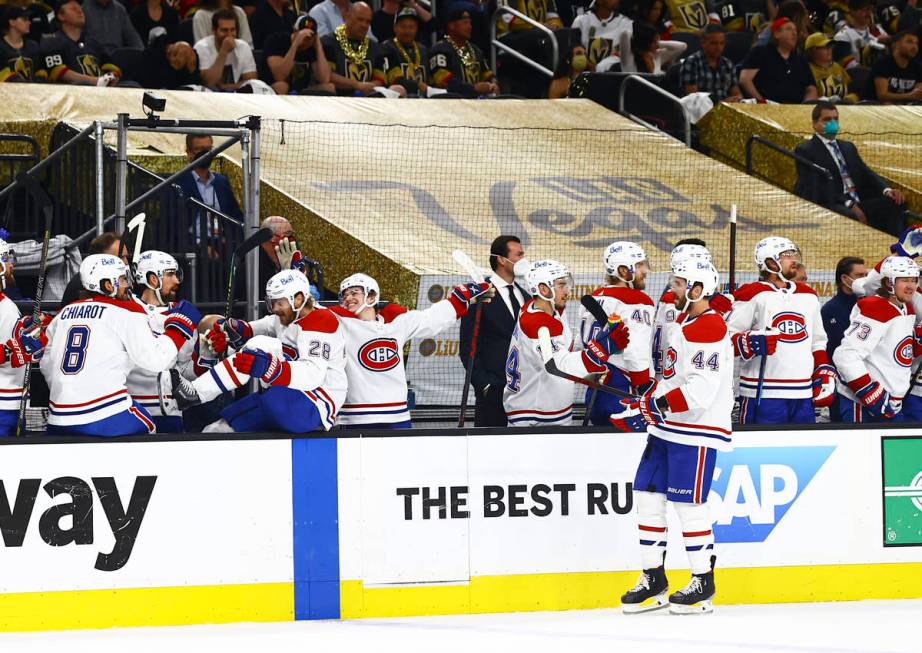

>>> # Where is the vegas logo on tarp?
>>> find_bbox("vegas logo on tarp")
[882,437,922,547]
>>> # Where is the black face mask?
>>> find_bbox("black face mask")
[191,149,212,169]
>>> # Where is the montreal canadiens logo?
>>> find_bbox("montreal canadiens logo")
[663,347,677,378]
[771,312,808,343]
[894,336,914,367]
[359,338,400,371]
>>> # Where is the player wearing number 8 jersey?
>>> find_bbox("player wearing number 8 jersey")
[41,255,202,436]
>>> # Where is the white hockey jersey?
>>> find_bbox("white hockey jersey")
[125,297,196,418]
[649,309,733,452]
[193,306,348,431]
[571,11,633,67]
[727,281,829,399]
[41,296,185,426]
[0,293,24,411]
[503,299,602,426]
[652,289,680,381]
[329,300,458,425]
[833,296,914,405]
[578,285,654,388]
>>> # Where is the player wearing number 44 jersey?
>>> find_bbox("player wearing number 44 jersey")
[41,254,202,436]
[171,270,347,433]
[833,256,918,423]
[611,258,733,615]
[329,273,492,428]
[504,259,630,426]
[724,236,834,424]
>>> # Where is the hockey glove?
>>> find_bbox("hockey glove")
[3,314,51,367]
[448,282,493,315]
[732,331,780,360]
[891,227,922,259]
[193,335,220,372]
[583,321,630,369]
[164,300,202,347]
[206,317,253,353]
[609,387,667,432]
[234,348,288,385]
[708,293,733,317]
[854,378,898,418]
[812,364,838,407]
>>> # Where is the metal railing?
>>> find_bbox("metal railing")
[618,74,691,147]
[491,6,560,79]
[745,134,833,182]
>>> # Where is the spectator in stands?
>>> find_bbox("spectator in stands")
[3,0,51,43]
[806,32,860,101]
[81,0,143,58]
[372,0,433,44]
[548,42,588,97]
[833,0,889,68]
[377,7,429,96]
[660,0,719,33]
[194,8,257,90]
[794,101,907,236]
[867,30,922,102]
[310,0,358,39]
[59,231,124,307]
[321,1,387,95]
[143,38,202,88]
[265,15,334,94]
[458,235,528,427]
[130,0,179,46]
[634,0,672,38]
[42,0,123,86]
[571,0,633,72]
[739,17,817,102]
[755,0,809,49]
[429,5,498,97]
[821,255,866,422]
[249,0,296,49]
[176,134,243,257]
[680,24,742,99]
[495,0,564,96]
[618,21,686,73]
[193,0,253,46]
[717,0,773,33]
[0,5,45,82]
[258,214,296,291]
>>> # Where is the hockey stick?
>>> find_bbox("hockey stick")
[14,172,53,437]
[128,212,147,264]
[537,326,636,400]
[452,248,486,428]
[224,227,273,319]
[580,294,614,426]
[728,204,737,293]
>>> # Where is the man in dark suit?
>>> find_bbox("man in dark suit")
[458,235,529,426]
[794,101,907,236]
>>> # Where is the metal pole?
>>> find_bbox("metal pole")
[239,129,258,321]
[94,120,105,235]
[0,123,95,203]
[247,120,261,322]
[114,112,128,234]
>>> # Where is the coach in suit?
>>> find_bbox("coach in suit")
[794,101,907,237]
[458,235,529,426]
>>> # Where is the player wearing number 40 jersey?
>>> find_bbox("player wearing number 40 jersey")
[503,259,630,426]
[329,273,492,428]
[41,255,202,436]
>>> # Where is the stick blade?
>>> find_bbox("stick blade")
[580,294,608,325]
[452,249,486,284]
[127,212,146,230]
[238,227,273,255]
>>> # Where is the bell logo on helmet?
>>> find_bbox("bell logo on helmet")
[771,312,807,343]
[359,338,400,371]
[894,336,914,367]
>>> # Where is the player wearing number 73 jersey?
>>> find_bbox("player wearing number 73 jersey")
[41,255,202,436]
[503,259,630,426]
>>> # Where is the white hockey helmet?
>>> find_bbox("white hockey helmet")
[0,237,13,290]
[134,250,183,303]
[879,256,920,291]
[673,258,719,302]
[670,243,711,272]
[525,259,572,302]
[238,79,276,95]
[266,269,312,313]
[754,236,800,275]
[603,241,647,283]
[339,273,379,314]
[80,254,129,298]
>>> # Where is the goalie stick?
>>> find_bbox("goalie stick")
[452,248,486,427]
[224,227,273,319]
[537,326,636,400]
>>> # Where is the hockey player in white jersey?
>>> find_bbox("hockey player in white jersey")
[126,250,198,433]
[610,259,732,615]
[504,259,629,426]
[726,236,835,424]
[40,254,201,436]
[579,241,654,425]
[652,240,712,381]
[328,273,491,428]
[833,256,917,423]
[171,270,347,433]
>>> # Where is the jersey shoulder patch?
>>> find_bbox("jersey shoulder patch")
[732,281,774,302]
[592,286,654,307]
[793,281,818,296]
[519,301,564,339]
[856,296,901,323]
[296,307,340,333]
[660,290,676,305]
[327,305,356,319]
[681,312,727,343]
[379,302,409,323]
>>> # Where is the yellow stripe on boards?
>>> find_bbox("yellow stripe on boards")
[0,583,294,632]
[341,563,922,619]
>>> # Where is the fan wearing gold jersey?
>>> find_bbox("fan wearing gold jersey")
[320,1,394,96]
[429,6,498,97]
[378,6,429,95]
[665,0,720,33]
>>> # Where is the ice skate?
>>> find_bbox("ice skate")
[621,566,669,614]
[169,368,202,410]
[669,556,715,614]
